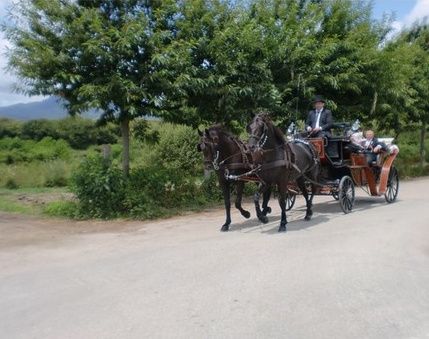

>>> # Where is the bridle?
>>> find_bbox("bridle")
[198,137,219,170]
[198,134,251,172]
[248,119,269,150]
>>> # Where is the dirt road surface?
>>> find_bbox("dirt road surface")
[1,177,429,339]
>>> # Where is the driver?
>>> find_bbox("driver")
[305,95,333,138]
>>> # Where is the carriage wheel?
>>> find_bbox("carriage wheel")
[285,192,296,211]
[332,192,339,200]
[385,166,399,203]
[339,176,355,214]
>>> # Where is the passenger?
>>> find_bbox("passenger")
[362,130,387,165]
[305,95,333,138]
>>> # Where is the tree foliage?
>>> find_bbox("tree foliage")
[2,0,429,168]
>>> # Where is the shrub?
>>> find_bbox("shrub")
[44,201,80,218]
[70,153,224,219]
[5,178,19,189]
[21,119,57,140]
[132,119,160,144]
[0,160,73,188]
[0,137,71,164]
[44,175,68,187]
[199,171,223,202]
[56,118,118,149]
[71,155,127,218]
[32,137,71,161]
[153,123,201,175]
[0,118,22,138]
[124,167,203,218]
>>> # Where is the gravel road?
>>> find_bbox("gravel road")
[1,177,428,339]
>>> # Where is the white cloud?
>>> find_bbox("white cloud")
[0,32,45,107]
[0,0,45,107]
[404,0,429,25]
[385,20,403,41]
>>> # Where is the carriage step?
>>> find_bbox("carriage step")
[318,179,340,186]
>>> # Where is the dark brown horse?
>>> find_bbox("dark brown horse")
[197,125,271,231]
[247,114,320,232]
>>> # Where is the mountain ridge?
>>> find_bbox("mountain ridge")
[0,97,99,120]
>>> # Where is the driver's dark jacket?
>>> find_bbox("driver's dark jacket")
[306,108,333,137]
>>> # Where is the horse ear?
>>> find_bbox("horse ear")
[197,129,203,136]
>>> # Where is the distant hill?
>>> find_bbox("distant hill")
[0,97,99,120]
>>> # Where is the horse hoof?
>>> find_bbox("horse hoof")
[261,207,271,216]
[278,226,287,232]
[259,215,269,224]
[220,225,230,232]
[241,210,251,219]
[304,212,313,221]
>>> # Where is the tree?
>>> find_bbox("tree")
[401,21,429,166]
[2,0,185,175]
[158,0,280,131]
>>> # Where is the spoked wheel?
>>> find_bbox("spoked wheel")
[285,192,296,211]
[385,166,399,203]
[332,192,339,200]
[338,176,355,214]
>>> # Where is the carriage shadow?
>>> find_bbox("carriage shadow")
[229,196,391,234]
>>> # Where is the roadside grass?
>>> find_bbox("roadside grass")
[0,124,427,220]
[0,187,73,216]
[0,185,224,220]
[0,159,76,188]
[0,196,37,214]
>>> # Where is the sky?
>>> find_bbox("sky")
[0,0,429,107]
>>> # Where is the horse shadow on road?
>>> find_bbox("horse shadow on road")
[229,196,393,234]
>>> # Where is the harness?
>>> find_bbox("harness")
[226,123,321,186]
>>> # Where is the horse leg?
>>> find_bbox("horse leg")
[235,181,250,219]
[261,186,272,216]
[254,185,269,224]
[307,182,317,219]
[278,184,288,232]
[221,181,232,231]
[297,176,312,221]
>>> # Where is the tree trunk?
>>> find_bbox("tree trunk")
[120,117,130,176]
[420,122,426,168]
[370,91,378,116]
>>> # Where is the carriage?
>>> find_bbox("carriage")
[284,122,400,214]
[198,116,400,232]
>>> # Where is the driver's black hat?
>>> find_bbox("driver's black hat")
[312,95,326,103]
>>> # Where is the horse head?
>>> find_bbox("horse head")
[197,128,217,170]
[248,114,270,148]
[247,113,273,163]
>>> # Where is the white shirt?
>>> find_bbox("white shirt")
[364,139,372,149]
[315,109,322,129]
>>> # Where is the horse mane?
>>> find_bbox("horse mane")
[207,124,239,141]
[272,125,287,144]
[257,113,286,144]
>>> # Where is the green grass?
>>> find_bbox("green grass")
[0,187,71,216]
[0,196,37,214]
